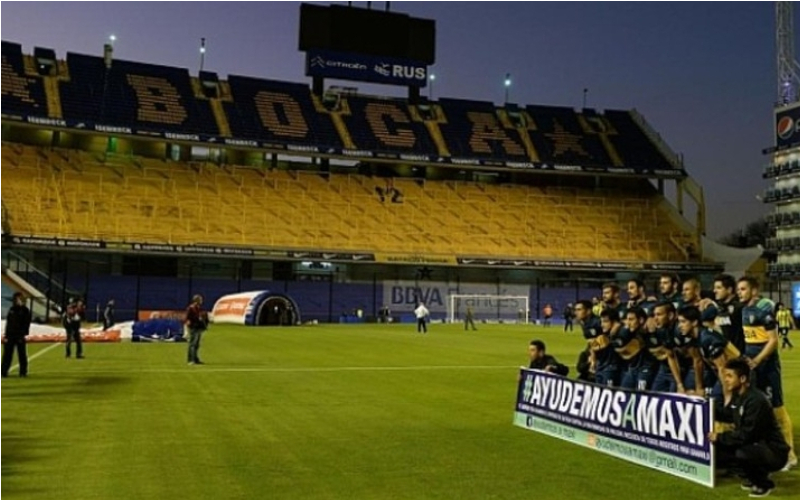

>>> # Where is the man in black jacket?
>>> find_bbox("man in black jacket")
[527,340,569,376]
[710,358,789,497]
[2,292,31,377]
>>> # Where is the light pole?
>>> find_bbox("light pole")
[428,73,435,100]
[199,38,206,72]
[504,73,512,104]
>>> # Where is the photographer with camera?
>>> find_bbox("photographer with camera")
[185,294,209,365]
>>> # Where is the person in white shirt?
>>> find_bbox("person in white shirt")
[414,301,430,333]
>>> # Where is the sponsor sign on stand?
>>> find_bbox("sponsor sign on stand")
[306,49,427,87]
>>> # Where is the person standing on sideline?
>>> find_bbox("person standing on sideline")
[64,297,86,359]
[464,305,477,331]
[2,293,31,377]
[185,294,208,365]
[776,302,795,350]
[102,299,115,331]
[562,303,574,332]
[542,304,553,327]
[710,358,789,497]
[414,301,430,334]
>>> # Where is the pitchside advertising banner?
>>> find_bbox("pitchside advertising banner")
[305,49,428,87]
[382,280,529,316]
[514,369,714,487]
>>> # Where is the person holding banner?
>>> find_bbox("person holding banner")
[527,340,568,376]
[710,358,789,497]
[575,300,619,387]
[737,277,796,471]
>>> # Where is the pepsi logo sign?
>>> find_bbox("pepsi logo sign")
[777,116,796,140]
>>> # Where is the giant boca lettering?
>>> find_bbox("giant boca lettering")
[1,56,42,109]
[126,75,188,125]
[364,102,416,148]
[467,112,526,156]
[579,115,623,167]
[253,91,309,138]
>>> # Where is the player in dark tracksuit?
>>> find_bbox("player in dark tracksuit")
[614,307,657,391]
[2,292,31,377]
[713,274,745,355]
[575,300,619,387]
[646,302,685,393]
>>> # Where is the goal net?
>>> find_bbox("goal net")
[448,295,530,324]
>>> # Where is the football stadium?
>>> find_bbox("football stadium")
[2,3,799,499]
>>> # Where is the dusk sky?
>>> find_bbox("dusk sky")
[1,2,792,239]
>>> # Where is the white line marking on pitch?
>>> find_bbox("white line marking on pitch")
[35,365,519,375]
[8,342,61,373]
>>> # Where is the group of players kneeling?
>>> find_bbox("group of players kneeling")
[531,273,796,496]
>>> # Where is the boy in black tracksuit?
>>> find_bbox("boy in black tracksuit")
[2,292,31,377]
[711,358,789,497]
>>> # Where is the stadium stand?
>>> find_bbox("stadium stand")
[1,42,706,274]
[1,41,48,117]
[2,143,693,262]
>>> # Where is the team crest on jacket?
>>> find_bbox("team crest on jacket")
[728,305,735,314]
[749,315,756,324]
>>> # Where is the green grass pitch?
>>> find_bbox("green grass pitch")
[3,323,799,499]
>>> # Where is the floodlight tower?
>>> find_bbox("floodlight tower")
[777,2,800,104]
[766,3,800,290]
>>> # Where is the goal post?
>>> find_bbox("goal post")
[448,295,530,324]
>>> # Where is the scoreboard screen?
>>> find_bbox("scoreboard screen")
[299,3,435,65]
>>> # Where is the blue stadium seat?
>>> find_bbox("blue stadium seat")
[1,41,48,117]
[60,53,218,135]
[602,110,674,170]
